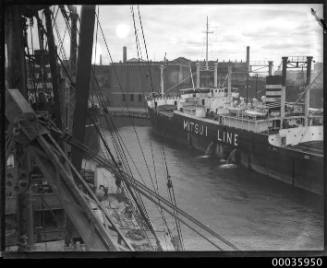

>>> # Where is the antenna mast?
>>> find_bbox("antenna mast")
[204,16,213,70]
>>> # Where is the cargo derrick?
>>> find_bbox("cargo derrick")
[5,88,133,251]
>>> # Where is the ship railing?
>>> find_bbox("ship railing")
[220,113,323,122]
[147,96,181,108]
[218,114,323,133]
[219,114,269,133]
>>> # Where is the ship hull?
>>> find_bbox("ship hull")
[148,107,323,196]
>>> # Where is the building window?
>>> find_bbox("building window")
[138,94,142,102]
[122,94,126,102]
[130,94,134,101]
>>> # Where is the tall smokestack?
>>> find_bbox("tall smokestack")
[246,46,250,72]
[160,65,164,95]
[214,61,218,88]
[227,63,232,101]
[196,62,200,88]
[123,46,127,63]
[268,61,273,76]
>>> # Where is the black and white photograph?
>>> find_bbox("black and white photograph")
[1,1,325,259]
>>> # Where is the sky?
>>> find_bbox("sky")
[26,4,324,70]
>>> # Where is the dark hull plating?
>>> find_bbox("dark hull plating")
[148,107,323,195]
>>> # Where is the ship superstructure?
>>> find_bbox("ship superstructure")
[146,19,323,195]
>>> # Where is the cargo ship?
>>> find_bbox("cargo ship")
[147,64,323,195]
[146,20,323,195]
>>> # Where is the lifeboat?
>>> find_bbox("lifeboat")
[228,106,244,116]
[244,109,267,118]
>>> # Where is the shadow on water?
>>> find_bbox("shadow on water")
[149,126,322,207]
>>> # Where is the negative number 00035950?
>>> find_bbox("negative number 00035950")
[271,258,323,267]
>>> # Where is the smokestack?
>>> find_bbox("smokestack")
[160,65,164,95]
[246,46,250,71]
[123,46,127,63]
[214,61,218,88]
[227,63,232,101]
[281,57,288,86]
[196,62,200,88]
[100,54,102,65]
[268,61,273,76]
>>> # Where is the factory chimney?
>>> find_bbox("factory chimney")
[246,46,250,72]
[123,46,127,63]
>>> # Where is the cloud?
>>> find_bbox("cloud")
[28,4,322,66]
[261,42,311,50]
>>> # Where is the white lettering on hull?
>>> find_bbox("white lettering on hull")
[217,130,238,146]
[183,120,208,137]
[183,120,239,146]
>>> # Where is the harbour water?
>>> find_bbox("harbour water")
[101,118,323,251]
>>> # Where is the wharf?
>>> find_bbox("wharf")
[101,107,149,119]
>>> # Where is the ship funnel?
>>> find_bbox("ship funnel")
[265,75,285,127]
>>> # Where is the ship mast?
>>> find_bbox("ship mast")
[204,16,213,70]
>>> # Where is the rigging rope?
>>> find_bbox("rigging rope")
[39,6,238,251]
[149,138,174,241]
[161,145,184,250]
[34,8,158,248]
[91,7,153,226]
[73,6,163,248]
[130,6,143,60]
[136,5,155,92]
[93,9,174,239]
[46,122,239,250]
[129,5,186,245]
[42,115,240,250]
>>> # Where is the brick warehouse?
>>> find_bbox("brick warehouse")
[89,46,250,108]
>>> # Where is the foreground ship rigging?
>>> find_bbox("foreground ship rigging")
[147,18,324,196]
[4,5,239,251]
